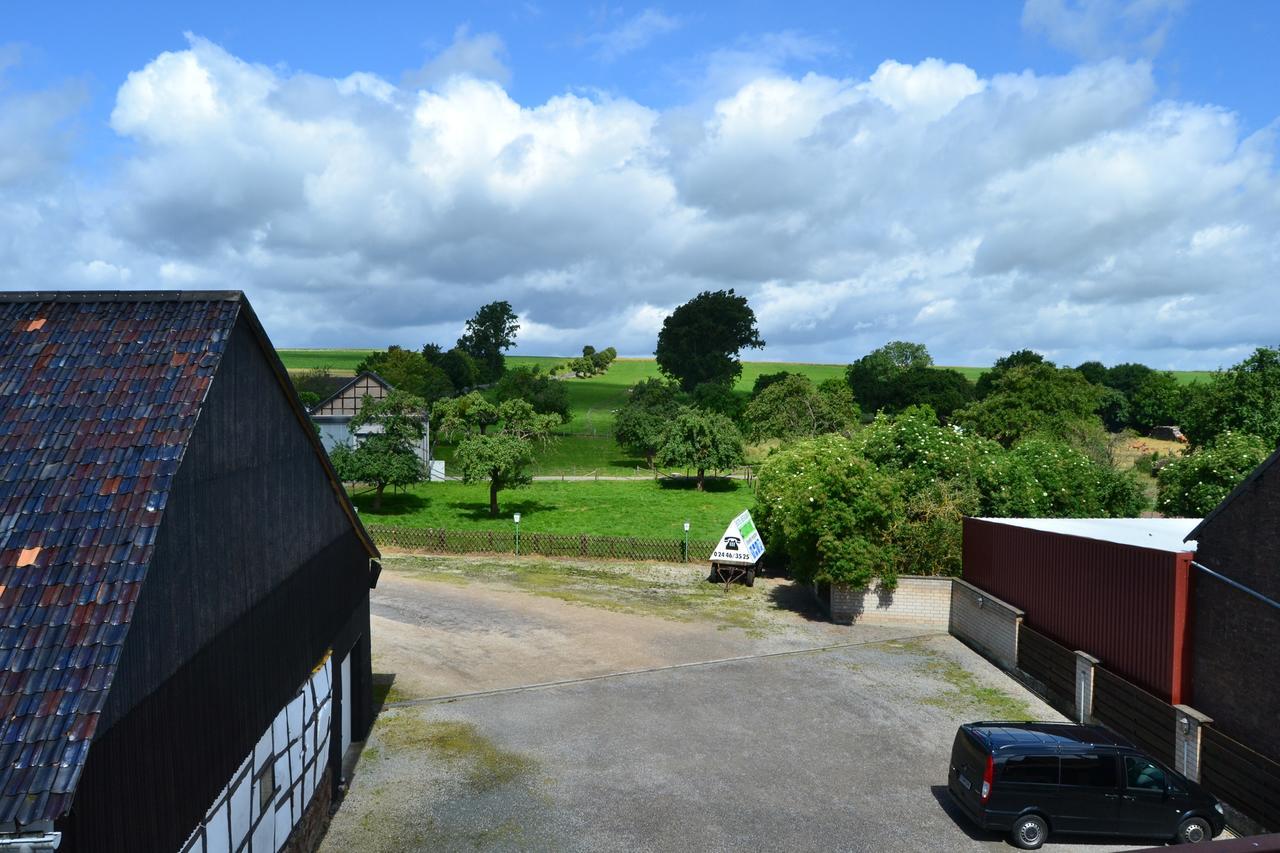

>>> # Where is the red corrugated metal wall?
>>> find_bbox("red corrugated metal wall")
[962,518,1191,703]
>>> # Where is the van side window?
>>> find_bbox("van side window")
[1000,755,1059,784]
[1125,756,1168,792]
[1060,754,1118,788]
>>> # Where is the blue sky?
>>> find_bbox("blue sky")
[1,1,1278,367]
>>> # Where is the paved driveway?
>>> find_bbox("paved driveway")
[324,560,1148,852]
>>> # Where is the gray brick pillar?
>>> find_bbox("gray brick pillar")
[1173,705,1213,782]
[1074,652,1100,724]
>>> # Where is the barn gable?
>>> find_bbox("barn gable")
[0,292,376,836]
[309,372,393,419]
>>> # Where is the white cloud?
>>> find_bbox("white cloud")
[1,37,1277,371]
[1022,0,1187,60]
[586,8,682,62]
[403,25,510,89]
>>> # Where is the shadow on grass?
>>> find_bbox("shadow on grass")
[449,498,560,522]
[348,491,428,516]
[766,581,831,623]
[657,476,743,493]
[370,672,398,719]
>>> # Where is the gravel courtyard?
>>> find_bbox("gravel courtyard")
[322,556,1148,852]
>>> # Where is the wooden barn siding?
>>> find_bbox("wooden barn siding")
[60,314,374,850]
[58,532,370,852]
[104,315,367,726]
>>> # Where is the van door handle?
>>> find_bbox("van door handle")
[1102,793,1120,800]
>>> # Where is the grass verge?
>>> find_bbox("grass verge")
[882,639,1034,720]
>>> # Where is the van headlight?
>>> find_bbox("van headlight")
[1214,803,1224,815]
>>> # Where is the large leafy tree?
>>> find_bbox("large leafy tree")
[493,366,570,422]
[1156,432,1270,517]
[434,391,500,437]
[457,301,519,383]
[743,374,859,442]
[655,290,764,392]
[845,341,971,417]
[424,344,481,391]
[440,398,560,516]
[1179,347,1280,447]
[329,391,427,511]
[614,379,686,468]
[974,349,1047,398]
[1128,371,1185,434]
[654,409,744,491]
[356,346,454,404]
[954,363,1101,446]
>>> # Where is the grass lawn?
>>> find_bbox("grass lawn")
[349,479,752,538]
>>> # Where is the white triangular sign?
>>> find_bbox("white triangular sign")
[710,509,766,565]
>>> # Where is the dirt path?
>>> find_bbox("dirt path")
[369,561,904,700]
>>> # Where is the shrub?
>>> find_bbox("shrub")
[1156,432,1270,517]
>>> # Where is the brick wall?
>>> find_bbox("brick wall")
[821,576,952,627]
[948,579,1023,671]
[1191,452,1280,763]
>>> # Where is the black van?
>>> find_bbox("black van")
[948,721,1225,849]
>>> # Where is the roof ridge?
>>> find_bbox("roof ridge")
[0,291,244,303]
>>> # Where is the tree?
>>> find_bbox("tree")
[442,398,560,516]
[328,391,426,511]
[984,437,1147,518]
[845,341,969,417]
[974,349,1048,398]
[590,346,617,374]
[691,381,745,421]
[743,374,859,442]
[1103,362,1156,398]
[291,366,343,402]
[655,290,764,392]
[751,371,801,397]
[434,391,500,438]
[1129,371,1185,434]
[356,346,454,404]
[1156,432,1270,517]
[493,366,570,422]
[614,379,686,468]
[1179,347,1280,447]
[424,344,481,391]
[1075,361,1109,386]
[457,301,519,383]
[954,363,1101,446]
[654,409,744,491]
[754,434,902,588]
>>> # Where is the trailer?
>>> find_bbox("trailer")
[709,509,766,589]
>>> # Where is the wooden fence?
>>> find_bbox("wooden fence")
[1201,727,1280,831]
[1091,667,1177,766]
[367,525,719,563]
[1017,625,1077,713]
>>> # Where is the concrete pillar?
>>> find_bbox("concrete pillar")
[1173,705,1213,782]
[1074,651,1100,724]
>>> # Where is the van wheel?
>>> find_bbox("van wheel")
[1011,814,1048,850]
[1175,817,1211,844]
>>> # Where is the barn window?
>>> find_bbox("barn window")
[256,761,276,813]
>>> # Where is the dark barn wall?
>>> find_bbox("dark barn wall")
[1190,460,1280,762]
[60,314,373,851]
[962,518,1191,703]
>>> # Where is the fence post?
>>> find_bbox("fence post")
[1172,705,1212,783]
[1074,651,1100,724]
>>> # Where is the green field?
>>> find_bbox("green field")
[279,348,374,374]
[350,479,752,537]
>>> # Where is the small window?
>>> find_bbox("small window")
[1001,755,1059,785]
[256,762,276,813]
[1125,756,1168,792]
[1060,754,1118,788]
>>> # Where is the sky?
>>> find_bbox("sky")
[2,1,1278,368]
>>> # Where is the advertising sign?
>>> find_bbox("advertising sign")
[710,509,766,565]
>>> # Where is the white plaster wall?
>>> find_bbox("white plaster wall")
[179,657,334,853]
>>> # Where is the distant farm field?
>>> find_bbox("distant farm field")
[279,349,373,374]
[348,479,752,538]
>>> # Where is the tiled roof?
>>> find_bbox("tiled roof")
[0,292,240,826]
